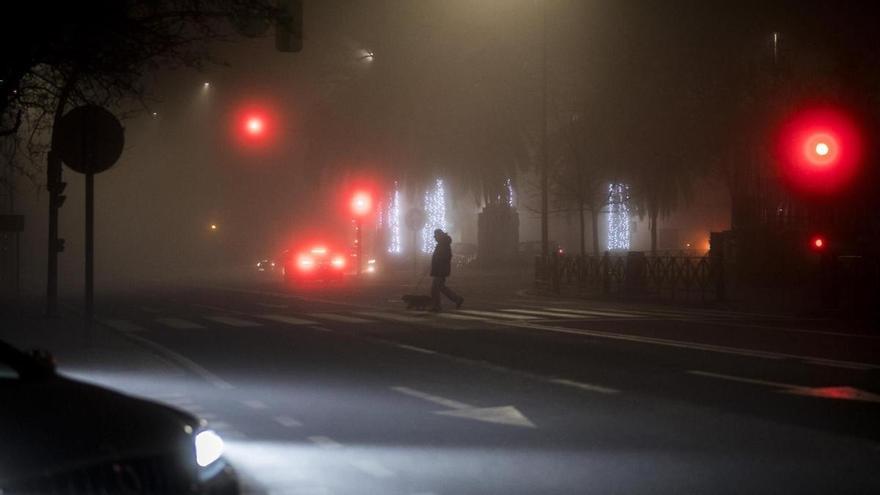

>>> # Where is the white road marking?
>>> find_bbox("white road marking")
[309,326,334,333]
[102,319,146,333]
[155,317,204,329]
[350,459,396,478]
[396,344,437,355]
[436,406,536,428]
[505,321,879,370]
[242,400,268,410]
[355,311,427,323]
[549,378,620,395]
[308,312,374,323]
[538,308,644,318]
[116,332,234,390]
[391,386,472,410]
[274,415,302,427]
[206,315,262,327]
[391,386,536,428]
[434,312,487,321]
[500,308,588,319]
[258,314,318,325]
[308,436,342,449]
[456,309,535,320]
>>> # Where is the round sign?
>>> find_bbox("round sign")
[405,208,427,231]
[55,105,124,174]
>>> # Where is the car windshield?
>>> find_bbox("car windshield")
[2,2,879,494]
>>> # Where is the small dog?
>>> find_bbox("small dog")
[402,294,433,310]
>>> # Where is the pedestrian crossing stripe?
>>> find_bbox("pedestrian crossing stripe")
[308,313,373,323]
[258,314,318,325]
[500,308,591,319]
[155,317,205,329]
[536,307,645,318]
[205,315,262,327]
[455,309,535,320]
[434,312,488,321]
[354,311,427,323]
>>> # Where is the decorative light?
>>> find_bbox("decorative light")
[422,179,447,253]
[607,183,630,251]
[387,183,402,254]
[505,178,515,207]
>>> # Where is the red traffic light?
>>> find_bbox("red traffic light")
[351,191,372,217]
[777,107,863,196]
[809,235,826,251]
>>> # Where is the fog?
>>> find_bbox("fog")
[7,0,869,295]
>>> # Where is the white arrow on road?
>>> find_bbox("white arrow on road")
[392,386,536,428]
[688,371,880,404]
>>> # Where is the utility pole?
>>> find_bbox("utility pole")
[540,0,549,258]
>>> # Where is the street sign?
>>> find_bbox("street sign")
[405,208,426,231]
[55,105,124,174]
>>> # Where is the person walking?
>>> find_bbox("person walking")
[430,228,463,312]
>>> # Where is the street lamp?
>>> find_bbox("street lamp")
[350,191,373,275]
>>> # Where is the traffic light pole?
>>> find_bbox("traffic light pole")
[540,0,549,259]
[356,218,362,276]
[85,172,94,321]
[46,151,62,317]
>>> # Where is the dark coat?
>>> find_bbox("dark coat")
[431,233,453,277]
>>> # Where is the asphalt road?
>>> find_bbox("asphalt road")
[17,271,880,494]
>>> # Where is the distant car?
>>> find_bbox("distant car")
[0,340,238,494]
[256,259,276,272]
[281,245,347,284]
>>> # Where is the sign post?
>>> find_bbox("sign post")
[55,105,124,321]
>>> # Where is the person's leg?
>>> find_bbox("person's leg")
[431,276,443,310]
[440,280,463,307]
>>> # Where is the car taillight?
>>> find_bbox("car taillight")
[331,256,345,269]
[298,255,315,270]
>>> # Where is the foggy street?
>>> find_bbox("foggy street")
[5,270,879,494]
[5,1,880,493]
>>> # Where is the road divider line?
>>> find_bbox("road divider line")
[115,332,235,389]
[687,370,791,388]
[396,344,438,355]
[504,321,878,370]
[549,378,620,395]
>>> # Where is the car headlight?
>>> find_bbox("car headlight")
[194,429,224,467]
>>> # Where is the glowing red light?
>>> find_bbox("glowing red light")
[777,107,863,195]
[351,192,372,217]
[810,236,825,250]
[246,116,264,135]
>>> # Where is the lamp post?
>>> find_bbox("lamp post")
[351,191,372,275]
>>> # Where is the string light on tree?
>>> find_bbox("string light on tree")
[505,177,515,207]
[607,183,631,251]
[422,179,448,253]
[387,184,402,254]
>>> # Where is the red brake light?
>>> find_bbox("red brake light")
[298,255,315,270]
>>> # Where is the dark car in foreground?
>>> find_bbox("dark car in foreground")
[0,340,238,494]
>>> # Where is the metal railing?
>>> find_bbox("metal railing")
[536,252,723,302]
